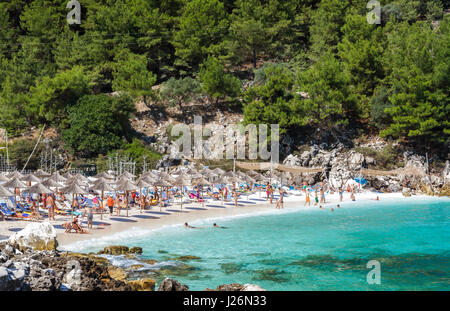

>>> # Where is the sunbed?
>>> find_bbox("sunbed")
[0,202,16,219]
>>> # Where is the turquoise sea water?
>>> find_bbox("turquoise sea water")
[76,198,450,291]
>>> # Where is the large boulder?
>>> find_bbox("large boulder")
[8,222,58,251]
[158,278,189,291]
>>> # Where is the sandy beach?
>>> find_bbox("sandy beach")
[0,190,414,250]
[2,190,438,251]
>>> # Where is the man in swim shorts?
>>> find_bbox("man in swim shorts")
[46,194,56,221]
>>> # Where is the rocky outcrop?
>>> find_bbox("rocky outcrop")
[158,278,189,291]
[281,139,448,194]
[8,222,58,251]
[0,243,131,291]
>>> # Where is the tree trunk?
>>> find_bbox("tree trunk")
[253,49,257,69]
[143,95,154,114]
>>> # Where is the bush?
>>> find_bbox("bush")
[62,94,135,158]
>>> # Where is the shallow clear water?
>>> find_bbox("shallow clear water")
[75,198,450,291]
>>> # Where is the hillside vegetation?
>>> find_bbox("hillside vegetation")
[0,0,449,169]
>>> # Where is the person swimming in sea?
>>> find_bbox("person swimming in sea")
[213,223,228,229]
[184,222,197,229]
[337,204,341,208]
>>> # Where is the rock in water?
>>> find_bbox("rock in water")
[158,278,189,291]
[8,221,58,251]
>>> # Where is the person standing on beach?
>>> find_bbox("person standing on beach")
[107,196,114,216]
[314,190,319,206]
[115,196,121,216]
[320,187,325,203]
[339,187,343,202]
[266,183,270,201]
[46,194,56,221]
[232,189,238,207]
[276,189,284,209]
[305,191,311,206]
[140,194,146,212]
[269,185,274,204]
[85,205,93,229]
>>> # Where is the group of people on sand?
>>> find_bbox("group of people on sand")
[302,182,361,207]
[264,183,285,209]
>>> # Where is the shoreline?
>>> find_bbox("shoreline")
[54,192,440,251]
[2,191,447,251]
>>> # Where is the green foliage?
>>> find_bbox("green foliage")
[295,53,357,127]
[199,56,241,104]
[0,0,448,154]
[7,138,43,171]
[29,66,92,126]
[354,144,402,169]
[62,94,136,158]
[112,51,157,108]
[370,87,393,130]
[380,18,449,144]
[243,63,294,134]
[173,0,229,69]
[160,77,201,109]
[226,0,270,68]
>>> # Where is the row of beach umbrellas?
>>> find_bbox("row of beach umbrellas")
[0,167,274,219]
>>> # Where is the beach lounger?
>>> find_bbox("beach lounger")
[0,203,16,219]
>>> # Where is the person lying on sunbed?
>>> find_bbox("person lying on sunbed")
[64,215,87,234]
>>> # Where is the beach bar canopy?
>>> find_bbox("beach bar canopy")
[235,161,323,174]
[361,165,426,177]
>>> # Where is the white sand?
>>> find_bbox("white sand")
[0,190,434,250]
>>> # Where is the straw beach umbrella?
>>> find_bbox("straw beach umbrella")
[120,171,136,180]
[172,175,191,209]
[0,174,10,182]
[60,183,88,221]
[49,172,67,184]
[115,179,138,217]
[21,174,42,184]
[62,172,74,179]
[0,185,14,198]
[241,174,256,200]
[42,178,64,189]
[212,167,225,175]
[73,173,89,183]
[6,171,25,179]
[135,179,152,212]
[90,181,115,220]
[192,176,211,207]
[94,171,115,180]
[153,178,172,211]
[213,176,229,205]
[35,169,51,178]
[2,177,28,203]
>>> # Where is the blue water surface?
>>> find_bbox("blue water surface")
[79,198,450,290]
